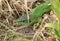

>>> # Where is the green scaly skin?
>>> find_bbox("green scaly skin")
[17,1,51,26]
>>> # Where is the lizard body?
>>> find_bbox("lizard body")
[17,0,51,26]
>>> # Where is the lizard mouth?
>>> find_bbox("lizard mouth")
[17,19,28,25]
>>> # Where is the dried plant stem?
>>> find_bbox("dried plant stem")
[24,0,29,24]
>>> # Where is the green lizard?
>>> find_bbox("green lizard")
[17,0,52,26]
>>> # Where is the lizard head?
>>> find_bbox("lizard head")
[17,15,28,26]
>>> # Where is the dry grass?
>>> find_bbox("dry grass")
[0,0,39,41]
[0,0,57,41]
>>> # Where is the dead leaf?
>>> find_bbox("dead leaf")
[47,37,56,41]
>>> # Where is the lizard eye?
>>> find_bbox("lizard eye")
[22,20,25,22]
